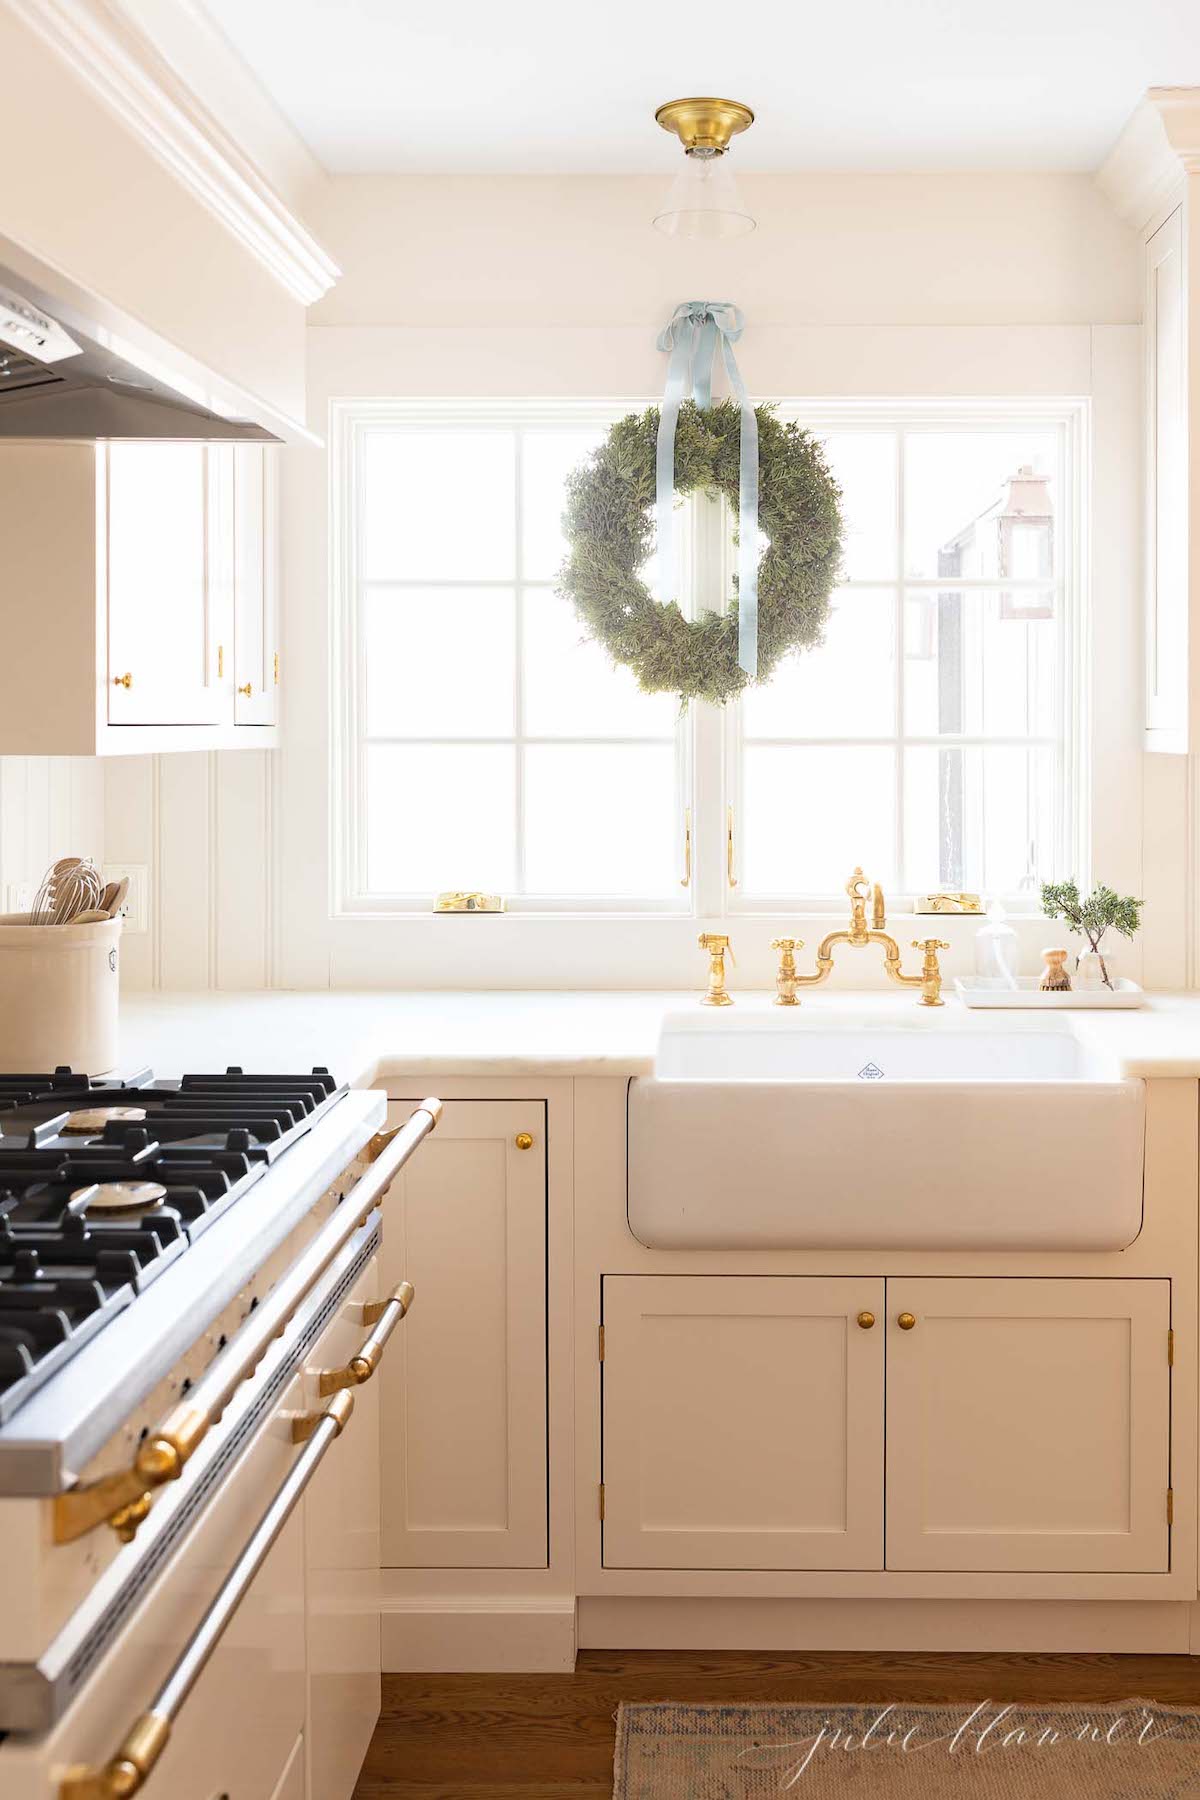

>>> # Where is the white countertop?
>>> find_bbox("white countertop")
[118,988,1200,1085]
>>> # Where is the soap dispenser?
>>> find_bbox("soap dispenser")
[974,901,1019,988]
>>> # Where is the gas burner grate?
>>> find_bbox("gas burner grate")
[0,1066,348,1423]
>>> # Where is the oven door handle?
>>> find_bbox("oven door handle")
[52,1097,442,1546]
[58,1390,356,1800]
[316,1279,414,1395]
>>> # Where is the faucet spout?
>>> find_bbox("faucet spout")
[788,871,950,1006]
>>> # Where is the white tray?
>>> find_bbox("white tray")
[955,976,1145,1010]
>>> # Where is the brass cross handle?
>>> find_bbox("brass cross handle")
[910,937,950,1008]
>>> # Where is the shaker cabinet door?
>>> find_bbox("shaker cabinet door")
[885,1277,1172,1573]
[105,443,223,725]
[234,445,279,725]
[601,1275,885,1570]
[380,1099,548,1568]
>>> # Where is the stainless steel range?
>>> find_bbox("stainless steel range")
[0,1063,440,1800]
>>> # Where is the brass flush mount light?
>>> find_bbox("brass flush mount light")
[654,97,756,239]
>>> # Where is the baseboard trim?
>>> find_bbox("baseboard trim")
[577,1596,1194,1656]
[380,1596,577,1672]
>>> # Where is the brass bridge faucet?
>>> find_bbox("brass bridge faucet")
[772,868,950,1007]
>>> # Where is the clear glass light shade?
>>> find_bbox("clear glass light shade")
[653,151,755,240]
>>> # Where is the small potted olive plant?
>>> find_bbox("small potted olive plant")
[1040,880,1143,991]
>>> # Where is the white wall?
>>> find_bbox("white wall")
[107,173,1159,990]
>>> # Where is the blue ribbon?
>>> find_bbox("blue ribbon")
[655,301,759,679]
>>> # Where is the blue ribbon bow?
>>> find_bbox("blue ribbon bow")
[655,300,759,679]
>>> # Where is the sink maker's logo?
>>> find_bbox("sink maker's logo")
[858,1062,885,1080]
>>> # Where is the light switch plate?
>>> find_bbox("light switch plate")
[101,863,150,935]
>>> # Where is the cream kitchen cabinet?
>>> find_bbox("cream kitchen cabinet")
[885,1277,1171,1574]
[601,1275,885,1571]
[379,1099,548,1569]
[0,439,279,752]
[600,1274,1172,1577]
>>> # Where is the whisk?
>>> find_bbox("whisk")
[28,856,104,925]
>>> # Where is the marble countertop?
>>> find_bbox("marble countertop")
[118,988,1200,1085]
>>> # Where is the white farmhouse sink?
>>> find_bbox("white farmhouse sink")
[627,1008,1145,1251]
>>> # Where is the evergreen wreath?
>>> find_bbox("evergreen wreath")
[558,399,844,706]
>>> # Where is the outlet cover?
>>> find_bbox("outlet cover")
[101,863,150,935]
[2,883,34,918]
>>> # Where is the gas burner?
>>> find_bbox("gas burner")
[69,1181,168,1212]
[0,1065,347,1424]
[59,1107,147,1134]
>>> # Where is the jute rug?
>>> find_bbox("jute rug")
[614,1698,1200,1797]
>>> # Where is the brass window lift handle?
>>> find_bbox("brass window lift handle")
[680,806,692,889]
[58,1392,356,1800]
[726,805,737,887]
[52,1099,443,1546]
[316,1281,414,1397]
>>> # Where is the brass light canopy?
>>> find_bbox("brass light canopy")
[653,98,756,239]
[655,97,755,156]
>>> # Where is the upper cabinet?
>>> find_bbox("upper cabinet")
[0,441,280,753]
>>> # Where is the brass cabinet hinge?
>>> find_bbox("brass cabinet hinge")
[274,650,279,685]
[598,1325,605,1362]
[1167,1487,1175,1526]
[217,644,224,679]
[1168,1329,1175,1366]
[598,1482,605,1521]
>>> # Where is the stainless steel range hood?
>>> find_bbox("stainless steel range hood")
[0,241,317,444]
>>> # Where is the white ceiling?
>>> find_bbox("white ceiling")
[197,0,1200,174]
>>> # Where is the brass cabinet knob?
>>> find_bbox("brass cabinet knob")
[514,1132,534,1150]
[237,683,253,697]
[897,1312,917,1331]
[112,672,133,689]
[856,1310,875,1330]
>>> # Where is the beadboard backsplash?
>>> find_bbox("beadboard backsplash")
[0,757,105,918]
[104,753,279,991]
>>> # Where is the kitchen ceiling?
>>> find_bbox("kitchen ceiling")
[197,0,1200,174]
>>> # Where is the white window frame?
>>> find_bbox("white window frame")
[332,396,1089,921]
[724,398,1089,913]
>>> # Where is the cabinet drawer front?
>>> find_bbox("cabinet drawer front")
[885,1277,1171,1574]
[602,1275,885,1571]
[380,1100,548,1569]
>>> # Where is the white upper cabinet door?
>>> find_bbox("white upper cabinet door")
[302,1255,382,1800]
[601,1275,885,1571]
[379,1100,548,1568]
[1145,206,1189,751]
[886,1277,1172,1574]
[234,445,280,725]
[105,443,224,725]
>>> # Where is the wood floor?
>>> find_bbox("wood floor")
[353,1648,1200,1798]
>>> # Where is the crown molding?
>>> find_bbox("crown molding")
[1097,88,1200,233]
[18,0,339,305]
